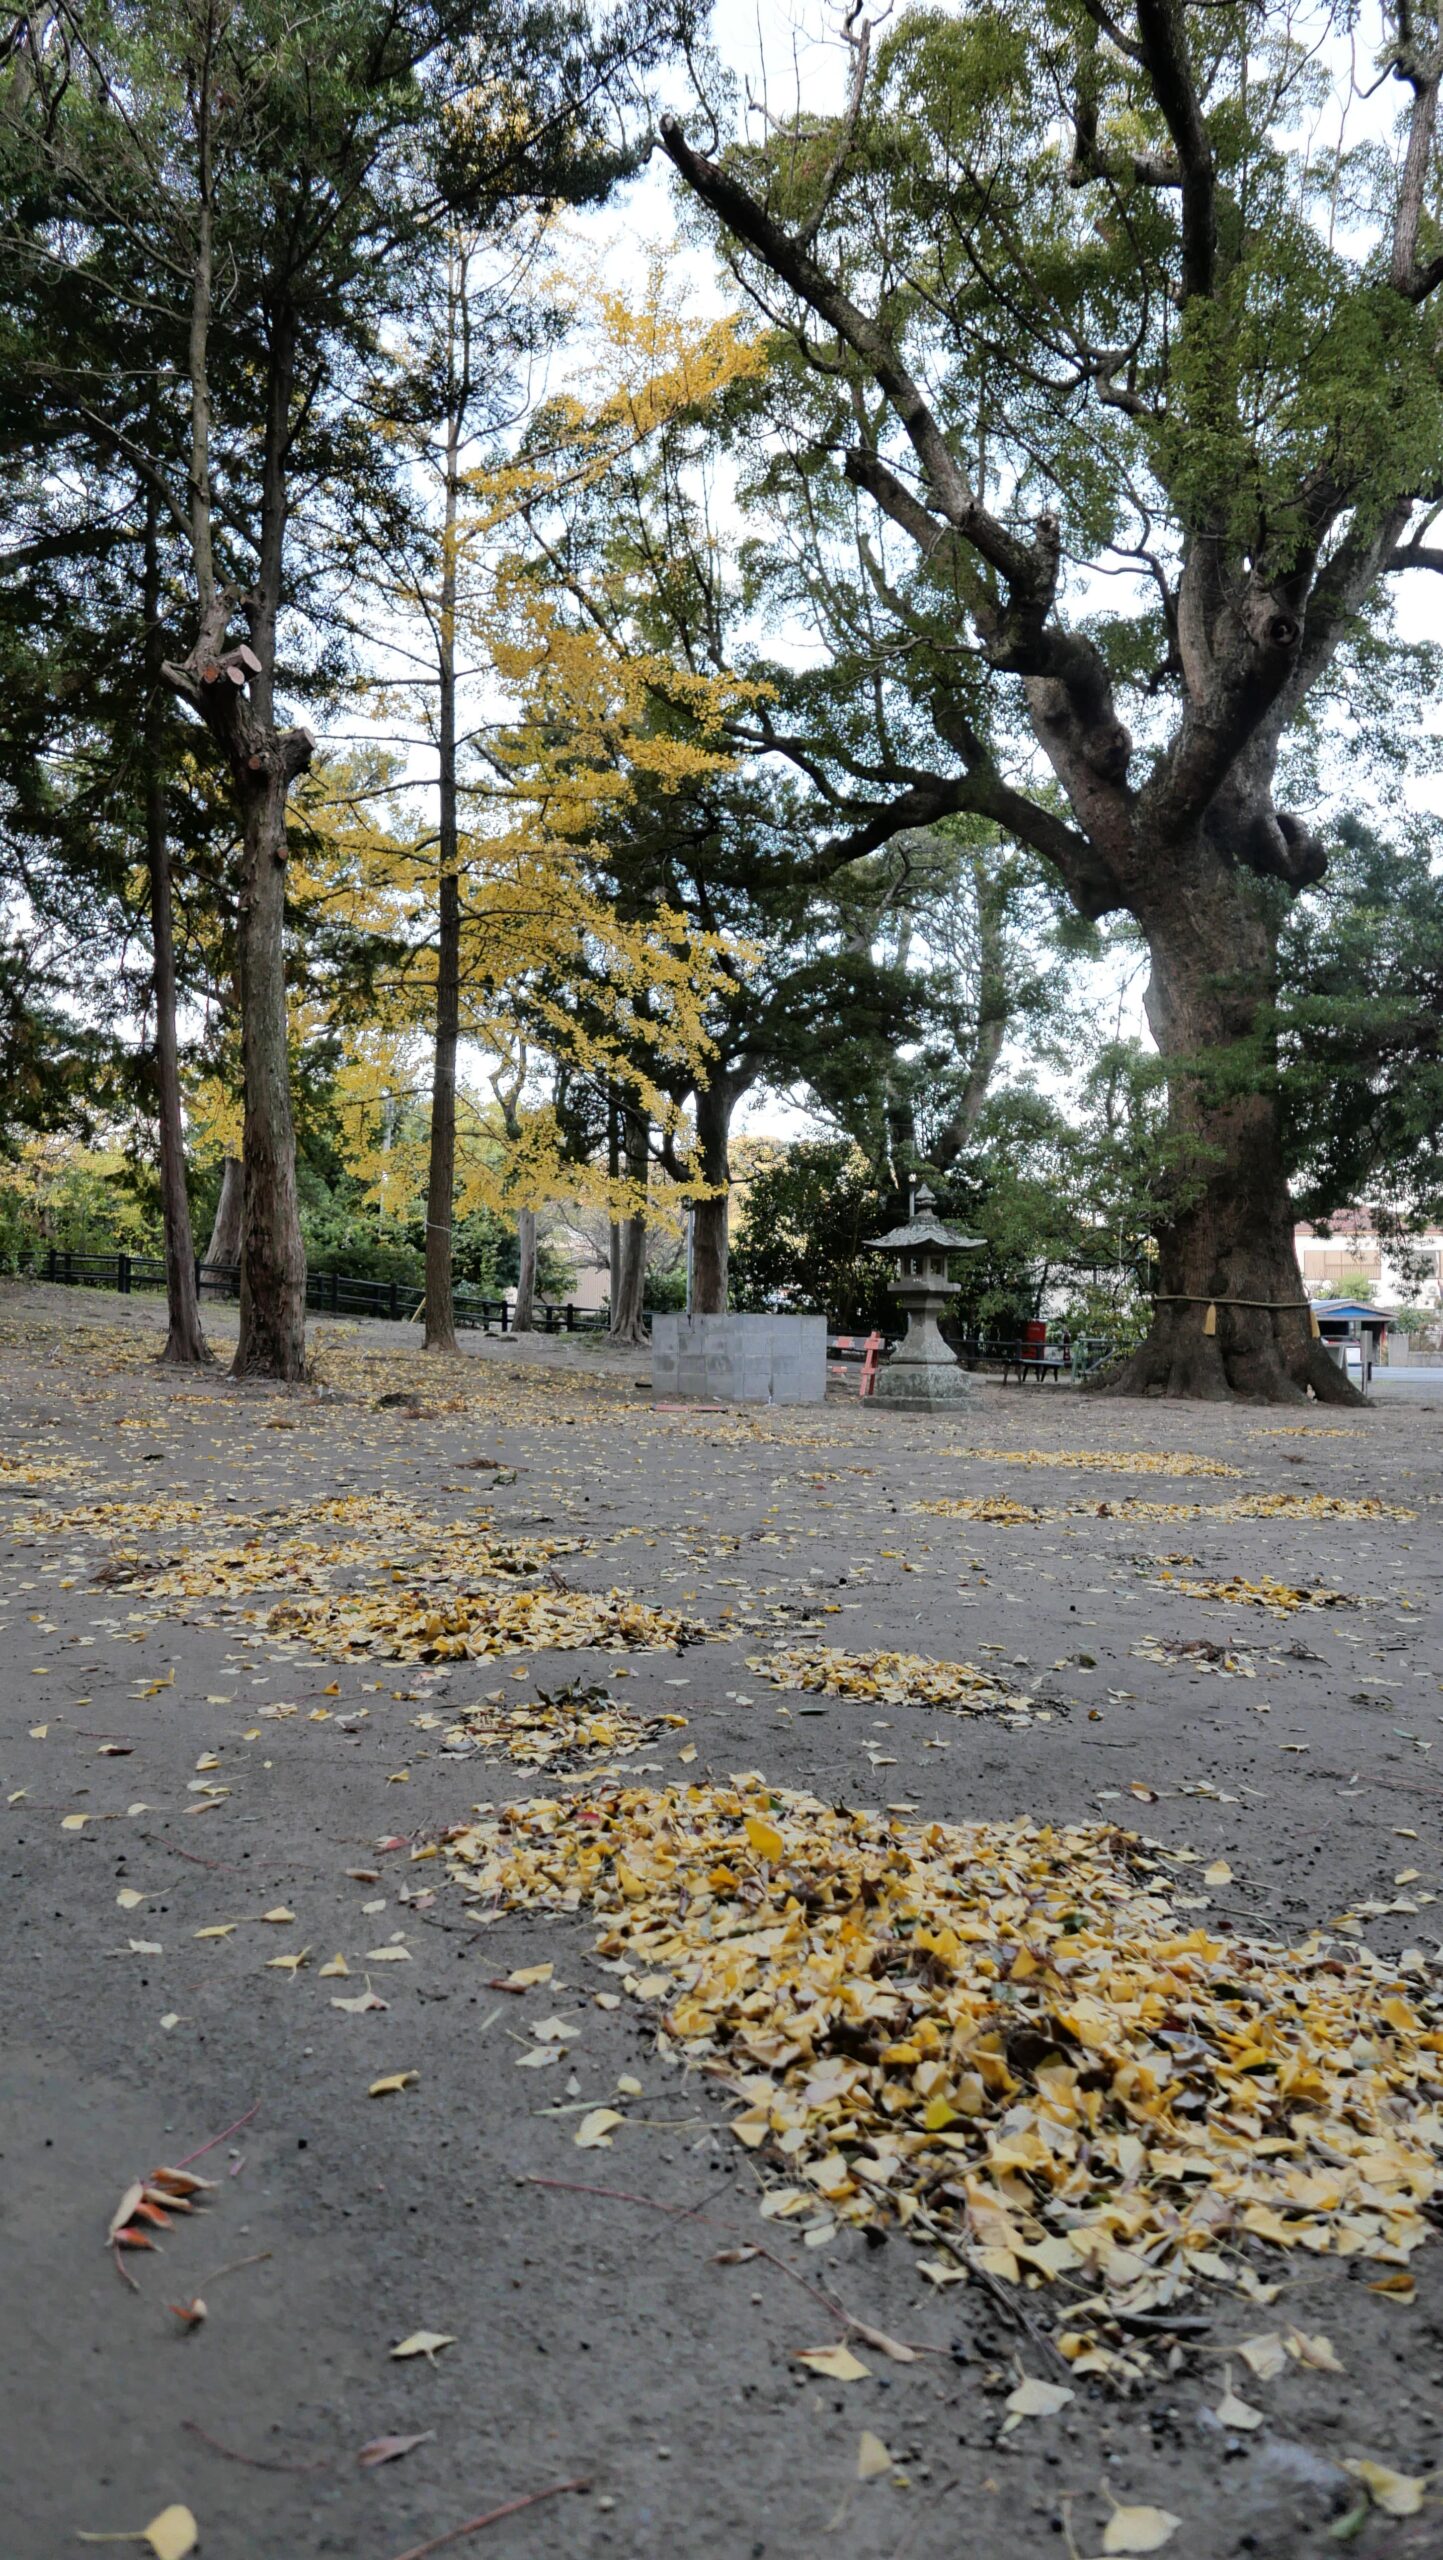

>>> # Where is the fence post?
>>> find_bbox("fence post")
[117,1252,131,1294]
[565,1303,575,1333]
[330,1271,339,1314]
[500,1297,509,1332]
[389,1279,398,1320]
[47,1247,56,1283]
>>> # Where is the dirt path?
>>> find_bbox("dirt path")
[2,1285,1440,2560]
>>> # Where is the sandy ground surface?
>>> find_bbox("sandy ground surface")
[2,1282,1441,2560]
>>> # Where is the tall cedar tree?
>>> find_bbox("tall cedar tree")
[3,0,675,1376]
[663,0,1443,1401]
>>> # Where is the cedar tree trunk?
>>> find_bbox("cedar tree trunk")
[514,1205,537,1331]
[205,1156,244,1267]
[608,1107,650,1345]
[143,490,210,1366]
[231,756,308,1379]
[690,1078,732,1315]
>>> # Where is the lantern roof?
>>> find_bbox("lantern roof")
[866,1183,983,1254]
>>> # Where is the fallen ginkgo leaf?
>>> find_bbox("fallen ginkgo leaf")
[368,2072,418,2097]
[1102,2506,1181,2554]
[390,2331,456,2361]
[318,1954,349,1978]
[856,2430,892,2480]
[1236,2332,1287,2381]
[794,2343,871,2383]
[1001,2375,1073,2432]
[77,2504,199,2559]
[259,1907,295,1924]
[1215,2371,1264,2431]
[1342,2459,1428,2517]
[574,2107,623,2149]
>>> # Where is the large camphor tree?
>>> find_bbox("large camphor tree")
[663,0,1443,1399]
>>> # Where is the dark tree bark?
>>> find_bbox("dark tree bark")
[142,488,210,1366]
[424,862,460,1353]
[514,1204,537,1331]
[205,1156,243,1267]
[162,147,309,1381]
[608,1106,650,1345]
[690,1076,734,1315]
[1103,858,1356,1402]
[423,251,472,1356]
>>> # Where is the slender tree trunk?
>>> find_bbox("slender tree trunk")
[690,1078,733,1315]
[143,489,210,1365]
[606,1083,622,1320]
[205,1156,243,1266]
[233,764,307,1379]
[1100,865,1360,1405]
[608,1107,649,1345]
[423,872,460,1352]
[514,1205,537,1331]
[163,199,310,1380]
[423,291,465,1354]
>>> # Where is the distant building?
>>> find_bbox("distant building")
[1293,1213,1443,1310]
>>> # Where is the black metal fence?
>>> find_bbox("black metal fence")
[23,1246,606,1336]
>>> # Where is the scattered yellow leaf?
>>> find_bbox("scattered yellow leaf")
[1342,2458,1427,2517]
[856,2430,893,2480]
[574,2108,623,2149]
[795,2343,871,2382]
[390,2331,456,2361]
[1103,2506,1181,2554]
[368,2073,418,2097]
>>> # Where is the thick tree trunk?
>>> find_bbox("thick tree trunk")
[233,767,307,1380]
[690,1078,732,1315]
[608,1108,649,1346]
[205,1156,243,1267]
[143,491,210,1367]
[514,1206,537,1331]
[1100,872,1361,1405]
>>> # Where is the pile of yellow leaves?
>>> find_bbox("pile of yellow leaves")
[910,1495,1047,1525]
[447,1778,1443,2372]
[268,1582,706,1663]
[442,1682,689,1769]
[748,1645,1037,1721]
[944,1447,1242,1479]
[1150,1572,1359,1616]
[915,1492,1415,1527]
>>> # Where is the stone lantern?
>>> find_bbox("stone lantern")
[866,1183,983,1409]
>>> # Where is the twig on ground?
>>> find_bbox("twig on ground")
[171,2100,259,2170]
[198,2249,271,2286]
[181,2418,329,2473]
[385,2478,591,2560]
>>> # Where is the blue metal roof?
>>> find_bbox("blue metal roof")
[1314,1299,1385,1318]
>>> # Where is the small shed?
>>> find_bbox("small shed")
[1312,1298,1388,1383]
[1313,1299,1389,1351]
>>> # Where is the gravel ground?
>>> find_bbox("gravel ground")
[2,1283,1441,2560]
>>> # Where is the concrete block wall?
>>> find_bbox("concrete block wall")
[651,1313,826,1405]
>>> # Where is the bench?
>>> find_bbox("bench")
[998,1350,1066,1385]
[827,1331,884,1397]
